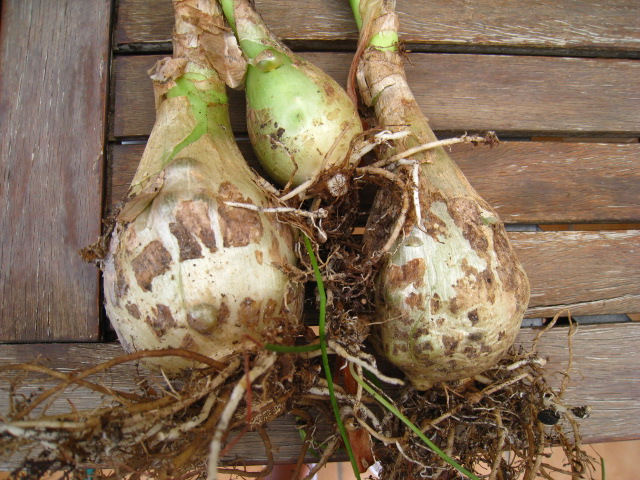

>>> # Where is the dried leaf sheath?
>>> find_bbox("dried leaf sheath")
[103,0,303,372]
[353,0,530,389]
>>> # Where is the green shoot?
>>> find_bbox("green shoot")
[263,343,321,353]
[349,0,363,30]
[348,363,481,480]
[164,73,227,167]
[303,235,361,480]
[219,0,237,35]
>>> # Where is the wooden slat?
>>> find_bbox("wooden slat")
[518,323,640,444]
[109,141,640,224]
[112,53,640,139]
[1,323,638,468]
[0,0,112,342]
[115,0,640,56]
[514,230,640,318]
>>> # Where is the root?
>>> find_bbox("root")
[0,322,596,480]
[327,340,404,386]
[369,131,499,170]
[224,201,329,240]
[302,436,340,480]
[217,427,274,478]
[207,352,276,480]
[356,165,410,256]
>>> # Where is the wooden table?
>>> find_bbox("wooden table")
[1,0,640,468]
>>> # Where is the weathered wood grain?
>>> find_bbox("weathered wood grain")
[514,230,640,318]
[0,0,112,341]
[115,0,640,56]
[112,53,640,139]
[1,323,638,468]
[108,141,640,224]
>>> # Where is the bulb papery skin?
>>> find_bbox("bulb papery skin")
[246,59,362,188]
[104,65,303,372]
[356,8,530,389]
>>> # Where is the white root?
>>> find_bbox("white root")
[488,411,507,480]
[278,177,315,202]
[207,352,277,480]
[129,359,242,442]
[224,202,328,239]
[396,441,432,471]
[349,130,411,165]
[369,132,497,169]
[301,436,340,480]
[356,417,398,445]
[0,420,89,431]
[224,202,328,220]
[252,175,282,197]
[307,387,352,402]
[505,357,547,371]
[159,368,181,399]
[327,341,405,386]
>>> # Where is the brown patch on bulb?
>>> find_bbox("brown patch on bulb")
[238,297,262,329]
[405,292,425,309]
[169,222,202,260]
[446,197,489,254]
[412,339,434,355]
[180,333,198,351]
[217,182,264,247]
[169,200,217,260]
[113,258,129,306]
[264,299,279,318]
[468,331,484,342]
[392,342,409,356]
[126,303,141,320]
[386,258,426,289]
[131,240,173,291]
[491,224,531,311]
[146,303,176,338]
[442,335,460,355]
[430,293,442,313]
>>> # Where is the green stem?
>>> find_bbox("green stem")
[369,30,399,51]
[349,363,481,480]
[303,235,361,480]
[219,0,288,60]
[264,343,320,353]
[348,0,398,51]
[219,0,237,35]
[163,72,228,167]
[348,0,362,30]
